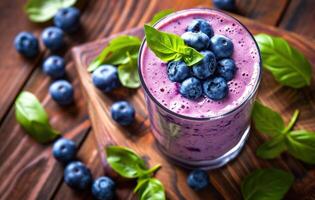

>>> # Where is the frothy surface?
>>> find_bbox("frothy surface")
[140,9,260,118]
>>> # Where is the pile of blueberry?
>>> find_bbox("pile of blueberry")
[167,18,236,101]
[53,138,116,200]
[14,7,80,106]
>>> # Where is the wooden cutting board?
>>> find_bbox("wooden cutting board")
[72,14,315,199]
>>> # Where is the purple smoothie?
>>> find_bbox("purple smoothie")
[139,9,261,169]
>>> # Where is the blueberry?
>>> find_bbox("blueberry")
[92,65,120,92]
[54,7,80,33]
[14,32,39,57]
[217,58,236,81]
[52,138,76,163]
[181,32,210,50]
[167,61,190,82]
[192,51,216,80]
[213,0,236,11]
[42,55,66,79]
[210,35,233,59]
[187,169,209,190]
[187,19,214,38]
[49,80,74,105]
[179,77,203,100]
[41,27,64,51]
[92,176,116,200]
[203,76,228,100]
[64,161,92,190]
[110,101,135,126]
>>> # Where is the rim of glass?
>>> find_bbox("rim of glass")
[138,8,262,121]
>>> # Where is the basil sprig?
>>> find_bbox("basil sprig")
[15,91,60,143]
[106,146,165,200]
[25,0,77,22]
[252,101,315,164]
[148,9,173,26]
[144,25,204,66]
[241,168,294,200]
[254,34,312,88]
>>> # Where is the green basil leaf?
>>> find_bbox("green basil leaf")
[254,34,312,88]
[117,53,141,88]
[15,91,60,143]
[285,130,315,164]
[256,135,286,159]
[144,25,204,66]
[88,35,141,72]
[252,101,285,137]
[241,168,294,200]
[137,178,166,200]
[25,0,77,22]
[149,9,173,25]
[106,146,148,178]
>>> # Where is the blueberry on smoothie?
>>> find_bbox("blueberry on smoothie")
[187,169,209,190]
[54,7,80,33]
[167,60,190,82]
[92,176,116,200]
[52,138,76,163]
[64,161,92,190]
[42,55,66,79]
[110,101,135,126]
[217,58,236,81]
[203,76,228,100]
[181,31,210,50]
[191,50,216,80]
[179,77,203,100]
[213,0,236,11]
[92,65,120,92]
[210,35,233,59]
[49,80,74,105]
[14,32,39,57]
[41,27,64,51]
[187,19,214,38]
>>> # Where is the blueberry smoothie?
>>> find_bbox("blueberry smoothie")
[139,9,261,169]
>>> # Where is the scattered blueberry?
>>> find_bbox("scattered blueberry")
[49,80,74,105]
[41,27,64,51]
[92,176,116,200]
[187,19,214,38]
[179,77,203,100]
[213,0,236,11]
[54,7,80,33]
[42,55,66,79]
[64,161,92,190]
[14,32,39,57]
[181,31,210,50]
[110,101,135,126]
[92,65,120,92]
[203,76,228,100]
[210,35,233,59]
[187,169,209,190]
[167,60,190,82]
[217,58,236,81]
[192,50,216,80]
[52,138,76,163]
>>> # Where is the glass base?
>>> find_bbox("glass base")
[156,125,251,170]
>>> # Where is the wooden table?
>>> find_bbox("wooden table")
[0,0,314,199]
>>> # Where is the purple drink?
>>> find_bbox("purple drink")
[139,9,261,169]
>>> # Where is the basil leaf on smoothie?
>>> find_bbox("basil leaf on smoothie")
[256,135,286,159]
[136,178,166,200]
[149,9,173,25]
[254,34,312,88]
[117,53,141,88]
[15,91,60,143]
[144,25,204,66]
[241,168,294,200]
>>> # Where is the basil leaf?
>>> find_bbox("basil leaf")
[137,178,166,200]
[117,53,141,88]
[149,9,173,25]
[106,146,148,178]
[256,135,286,159]
[15,91,60,143]
[254,34,312,88]
[25,0,77,22]
[144,25,204,66]
[241,168,294,200]
[285,130,315,164]
[88,35,141,72]
[252,101,285,137]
